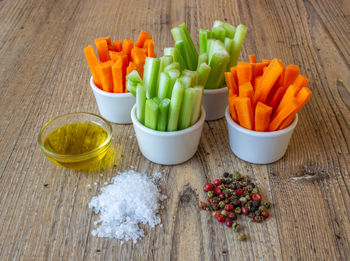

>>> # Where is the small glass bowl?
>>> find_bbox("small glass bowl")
[38,112,113,170]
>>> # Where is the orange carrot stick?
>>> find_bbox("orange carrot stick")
[146,39,156,57]
[135,31,153,48]
[225,72,238,95]
[268,86,287,109]
[95,39,110,62]
[293,74,310,91]
[261,59,271,65]
[109,51,129,63]
[112,59,124,93]
[229,95,238,121]
[254,62,268,77]
[230,66,238,86]
[273,84,300,117]
[255,102,273,132]
[84,45,102,87]
[234,97,254,130]
[269,99,299,131]
[282,64,300,88]
[239,82,254,103]
[97,61,113,92]
[253,76,262,92]
[96,37,111,46]
[266,69,284,104]
[131,47,147,67]
[249,54,257,63]
[237,62,252,86]
[112,40,122,52]
[122,39,134,60]
[126,61,138,76]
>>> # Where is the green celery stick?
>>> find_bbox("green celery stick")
[190,86,204,125]
[136,84,146,124]
[177,23,198,64]
[157,72,171,99]
[126,70,142,83]
[145,99,159,130]
[166,69,181,98]
[212,25,226,43]
[223,23,236,38]
[207,30,213,39]
[230,24,247,67]
[157,56,173,88]
[182,69,198,86]
[164,62,180,73]
[197,53,208,69]
[144,57,160,99]
[199,29,208,55]
[164,47,175,58]
[179,88,195,130]
[126,80,137,97]
[153,97,160,104]
[197,63,211,86]
[205,51,230,89]
[157,98,170,131]
[167,79,184,131]
[180,75,192,88]
[213,20,224,28]
[174,41,187,71]
[224,38,233,71]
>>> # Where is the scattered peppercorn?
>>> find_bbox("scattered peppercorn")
[264,202,271,209]
[213,187,221,195]
[252,193,262,201]
[223,172,229,178]
[204,183,214,192]
[232,222,240,232]
[214,179,222,186]
[207,191,214,198]
[229,212,237,220]
[217,214,225,223]
[237,233,246,241]
[241,206,249,215]
[225,219,233,228]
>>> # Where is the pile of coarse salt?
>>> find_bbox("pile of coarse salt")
[89,170,166,243]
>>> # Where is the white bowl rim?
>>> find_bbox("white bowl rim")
[90,76,133,98]
[131,104,206,136]
[203,86,228,94]
[225,106,298,137]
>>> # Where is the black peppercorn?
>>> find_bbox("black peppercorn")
[252,200,261,208]
[223,172,229,178]
[232,199,241,207]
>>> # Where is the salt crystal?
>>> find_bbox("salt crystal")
[89,170,165,243]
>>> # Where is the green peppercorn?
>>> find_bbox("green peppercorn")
[232,222,240,232]
[259,205,267,212]
[207,191,214,198]
[246,185,253,192]
[252,188,259,194]
[239,197,247,204]
[239,181,247,187]
[245,195,251,201]
[221,210,228,216]
[233,171,241,180]
[234,207,242,214]
[218,201,225,209]
[264,202,272,209]
[237,233,246,241]
[218,184,225,190]
[225,188,231,194]
[243,190,249,196]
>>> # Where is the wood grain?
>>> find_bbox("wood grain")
[0,0,349,260]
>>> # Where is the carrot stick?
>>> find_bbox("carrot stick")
[253,59,283,104]
[234,97,254,130]
[237,62,252,86]
[122,39,134,60]
[126,61,138,76]
[255,102,272,131]
[253,76,262,92]
[273,84,300,117]
[84,45,102,87]
[112,59,124,93]
[266,70,284,105]
[261,59,271,65]
[131,47,147,67]
[95,39,110,62]
[225,72,238,95]
[254,62,268,77]
[97,61,113,92]
[239,82,254,103]
[282,64,300,88]
[268,86,287,109]
[146,39,156,58]
[112,40,122,52]
[269,99,299,131]
[249,54,257,63]
[293,74,310,91]
[135,31,152,48]
[230,66,238,86]
[96,37,111,46]
[229,95,238,121]
[109,51,128,63]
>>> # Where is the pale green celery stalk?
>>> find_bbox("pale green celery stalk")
[197,53,208,69]
[126,70,142,83]
[167,79,184,131]
[157,72,171,99]
[190,86,204,125]
[164,47,175,58]
[207,31,213,39]
[126,81,137,97]
[145,99,159,130]
[153,97,160,104]
[180,75,192,88]
[230,24,247,67]
[157,98,170,131]
[199,29,208,55]
[213,20,224,28]
[205,51,230,89]
[143,57,160,99]
[177,23,198,65]
[179,88,195,130]
[171,25,197,70]
[223,23,236,38]
[197,63,211,86]
[136,84,146,124]
[174,41,188,71]
[164,62,180,73]
[207,40,225,64]
[157,56,173,87]
[224,38,233,71]
[182,69,198,86]
[212,25,226,43]
[166,69,181,98]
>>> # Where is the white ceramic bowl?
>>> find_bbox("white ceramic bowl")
[202,86,228,121]
[225,106,298,164]
[90,76,136,124]
[131,105,206,165]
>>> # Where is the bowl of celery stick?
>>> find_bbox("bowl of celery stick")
[170,22,247,120]
[127,55,206,165]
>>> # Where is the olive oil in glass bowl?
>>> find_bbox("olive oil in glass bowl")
[38,112,113,170]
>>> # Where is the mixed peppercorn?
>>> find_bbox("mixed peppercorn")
[199,171,272,241]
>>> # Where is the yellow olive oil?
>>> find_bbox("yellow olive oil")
[43,122,114,170]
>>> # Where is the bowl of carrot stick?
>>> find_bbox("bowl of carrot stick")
[84,32,157,123]
[225,55,312,164]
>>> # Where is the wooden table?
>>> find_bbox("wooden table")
[1,0,349,260]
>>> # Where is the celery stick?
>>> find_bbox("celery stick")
[157,98,170,131]
[197,53,208,69]
[199,29,208,55]
[164,47,175,58]
[158,72,171,99]
[164,62,180,73]
[126,70,142,83]
[182,69,198,86]
[190,86,204,125]
[136,84,146,124]
[180,75,192,89]
[159,56,173,73]
[205,51,230,89]
[197,63,211,86]
[223,23,236,38]
[207,30,213,39]
[179,88,195,130]
[177,23,198,64]
[224,38,233,71]
[145,99,159,130]
[166,69,181,98]
[230,24,247,67]
[152,97,160,104]
[213,20,224,28]
[167,79,184,131]
[174,41,188,71]
[126,81,137,97]
[144,57,160,99]
[212,25,226,43]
